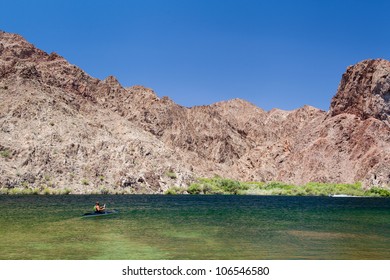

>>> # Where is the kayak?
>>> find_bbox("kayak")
[82,209,118,217]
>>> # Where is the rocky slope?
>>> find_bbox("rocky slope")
[0,31,389,193]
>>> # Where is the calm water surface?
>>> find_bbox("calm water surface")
[0,195,389,259]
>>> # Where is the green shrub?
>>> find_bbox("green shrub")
[186,177,251,194]
[165,186,186,195]
[187,183,202,194]
[0,149,11,158]
[59,188,72,195]
[217,178,244,194]
[165,171,177,179]
[201,183,214,194]
[165,188,177,195]
[367,187,390,197]
[264,182,294,190]
[32,188,40,195]
[81,179,89,186]
[42,187,52,195]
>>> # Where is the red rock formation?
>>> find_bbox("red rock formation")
[0,31,389,193]
[329,59,390,123]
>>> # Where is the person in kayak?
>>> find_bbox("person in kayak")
[94,201,105,213]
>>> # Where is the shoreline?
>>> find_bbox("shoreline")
[1,177,389,197]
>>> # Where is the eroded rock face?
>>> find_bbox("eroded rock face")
[1,30,390,192]
[329,59,390,123]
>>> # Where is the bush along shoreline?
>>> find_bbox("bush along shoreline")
[165,177,390,197]
[1,176,390,196]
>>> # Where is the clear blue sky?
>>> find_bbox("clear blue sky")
[1,0,389,111]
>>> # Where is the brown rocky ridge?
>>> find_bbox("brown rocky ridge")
[1,31,389,193]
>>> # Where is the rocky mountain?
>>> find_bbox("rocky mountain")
[1,31,389,193]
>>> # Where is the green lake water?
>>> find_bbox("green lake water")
[0,195,389,260]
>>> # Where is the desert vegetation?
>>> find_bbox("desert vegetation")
[1,176,390,196]
[0,185,72,195]
[165,177,390,197]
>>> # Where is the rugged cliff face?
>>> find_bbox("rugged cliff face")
[1,31,389,193]
[329,59,390,123]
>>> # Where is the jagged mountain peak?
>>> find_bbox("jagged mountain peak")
[329,58,390,123]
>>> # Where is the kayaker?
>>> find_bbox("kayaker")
[94,201,105,213]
